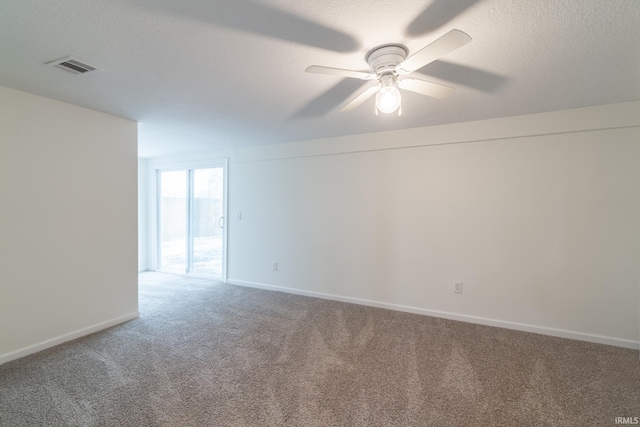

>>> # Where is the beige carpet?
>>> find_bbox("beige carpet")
[1,272,638,426]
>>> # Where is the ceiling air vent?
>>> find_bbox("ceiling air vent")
[45,56,96,75]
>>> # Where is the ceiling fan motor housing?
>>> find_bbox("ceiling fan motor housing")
[366,44,407,76]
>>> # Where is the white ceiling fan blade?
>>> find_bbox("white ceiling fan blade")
[396,29,471,74]
[399,78,454,99]
[305,65,374,80]
[340,85,380,111]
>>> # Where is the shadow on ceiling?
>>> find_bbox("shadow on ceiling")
[290,79,369,120]
[406,0,483,37]
[124,0,359,53]
[419,60,509,93]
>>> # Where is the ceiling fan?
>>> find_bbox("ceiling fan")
[305,30,471,115]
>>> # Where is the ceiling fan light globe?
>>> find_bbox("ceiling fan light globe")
[376,85,402,114]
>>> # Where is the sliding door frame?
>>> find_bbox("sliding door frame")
[151,158,228,282]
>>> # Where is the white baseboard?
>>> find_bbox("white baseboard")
[0,311,140,365]
[228,279,639,350]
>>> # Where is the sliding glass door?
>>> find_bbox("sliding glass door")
[191,168,224,276]
[157,164,226,280]
[158,171,188,272]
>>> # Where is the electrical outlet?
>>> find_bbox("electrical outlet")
[454,282,463,294]
[237,211,242,220]
[272,262,278,271]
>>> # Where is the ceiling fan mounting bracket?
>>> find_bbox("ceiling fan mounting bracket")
[365,44,407,76]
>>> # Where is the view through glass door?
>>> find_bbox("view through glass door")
[158,165,226,280]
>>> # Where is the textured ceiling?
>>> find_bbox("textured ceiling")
[1,0,638,157]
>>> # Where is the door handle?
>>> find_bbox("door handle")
[218,216,225,229]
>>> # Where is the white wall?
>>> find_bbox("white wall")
[146,101,640,349]
[0,86,139,364]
